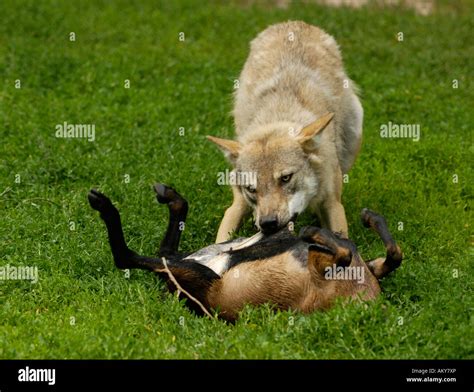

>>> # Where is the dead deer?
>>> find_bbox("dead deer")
[88,184,402,322]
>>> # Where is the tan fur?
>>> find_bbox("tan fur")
[209,21,363,242]
[208,252,308,320]
[207,248,380,322]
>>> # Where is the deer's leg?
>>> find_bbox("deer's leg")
[88,189,164,271]
[360,208,403,279]
[153,183,188,257]
[299,226,353,275]
[88,188,187,271]
[88,189,219,315]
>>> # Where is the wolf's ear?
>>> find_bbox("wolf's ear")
[206,136,242,163]
[297,112,334,144]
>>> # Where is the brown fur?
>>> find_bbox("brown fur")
[204,246,381,322]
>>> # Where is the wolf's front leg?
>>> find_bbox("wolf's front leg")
[320,199,348,238]
[216,185,250,243]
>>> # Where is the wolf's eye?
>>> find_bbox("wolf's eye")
[281,174,293,183]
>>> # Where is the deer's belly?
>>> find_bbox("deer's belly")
[208,252,310,318]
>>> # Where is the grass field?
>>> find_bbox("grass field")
[0,0,472,359]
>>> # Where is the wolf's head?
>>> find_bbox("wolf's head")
[208,113,334,234]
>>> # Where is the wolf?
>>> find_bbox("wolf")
[208,21,363,242]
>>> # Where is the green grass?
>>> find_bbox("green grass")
[0,0,472,359]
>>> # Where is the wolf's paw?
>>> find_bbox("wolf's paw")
[88,189,114,213]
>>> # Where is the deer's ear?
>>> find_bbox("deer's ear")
[207,136,242,163]
[307,244,336,276]
[308,243,352,277]
[297,113,334,144]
